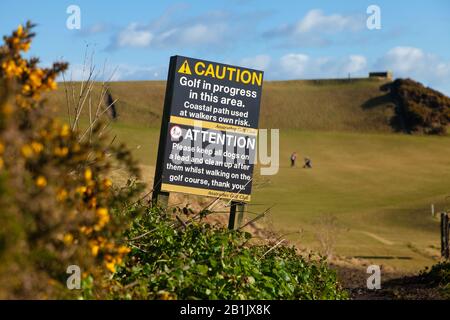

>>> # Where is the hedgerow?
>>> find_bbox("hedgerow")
[109,205,348,300]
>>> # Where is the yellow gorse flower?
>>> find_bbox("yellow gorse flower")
[60,124,70,137]
[28,68,44,88]
[45,76,57,90]
[35,175,47,188]
[96,207,109,217]
[16,24,23,37]
[79,225,93,235]
[84,168,92,181]
[30,141,43,154]
[105,260,116,273]
[76,186,87,194]
[90,244,100,257]
[63,233,74,245]
[54,146,68,157]
[21,144,33,158]
[20,41,31,52]
[94,207,110,231]
[103,178,112,189]
[22,84,31,94]
[117,246,131,255]
[2,60,24,78]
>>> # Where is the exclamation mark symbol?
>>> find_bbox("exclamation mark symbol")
[178,60,192,75]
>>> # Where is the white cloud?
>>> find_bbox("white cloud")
[109,10,237,50]
[377,46,425,73]
[180,24,221,44]
[376,46,450,88]
[156,22,228,47]
[77,23,108,36]
[265,9,365,47]
[111,21,228,50]
[240,54,271,71]
[116,23,154,48]
[340,55,367,74]
[276,53,366,79]
[294,9,362,34]
[279,54,311,76]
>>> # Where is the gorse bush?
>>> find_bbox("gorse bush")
[0,22,142,299]
[110,206,348,300]
[387,78,450,134]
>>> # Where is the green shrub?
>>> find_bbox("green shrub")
[419,262,450,298]
[109,205,348,300]
[421,262,450,285]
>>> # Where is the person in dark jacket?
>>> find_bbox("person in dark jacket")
[303,157,312,168]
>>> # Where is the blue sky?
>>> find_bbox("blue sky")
[1,1,450,94]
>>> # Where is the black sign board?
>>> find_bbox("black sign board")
[153,56,263,202]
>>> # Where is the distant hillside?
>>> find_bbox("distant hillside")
[45,77,409,132]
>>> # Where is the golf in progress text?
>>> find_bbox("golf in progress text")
[180,304,271,317]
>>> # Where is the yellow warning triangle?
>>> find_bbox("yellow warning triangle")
[178,60,192,75]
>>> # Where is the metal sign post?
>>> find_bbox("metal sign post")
[228,201,246,230]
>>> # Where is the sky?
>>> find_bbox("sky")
[1,0,450,94]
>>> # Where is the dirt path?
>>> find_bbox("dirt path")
[358,231,395,246]
[331,263,445,300]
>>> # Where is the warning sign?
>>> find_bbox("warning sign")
[153,56,263,202]
[178,60,192,75]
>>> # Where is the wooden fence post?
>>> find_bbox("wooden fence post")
[441,212,450,260]
[446,213,450,259]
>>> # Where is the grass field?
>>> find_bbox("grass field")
[51,78,450,272]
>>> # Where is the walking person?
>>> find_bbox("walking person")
[290,152,297,167]
[303,157,312,169]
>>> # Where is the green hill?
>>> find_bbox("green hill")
[47,77,395,132]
